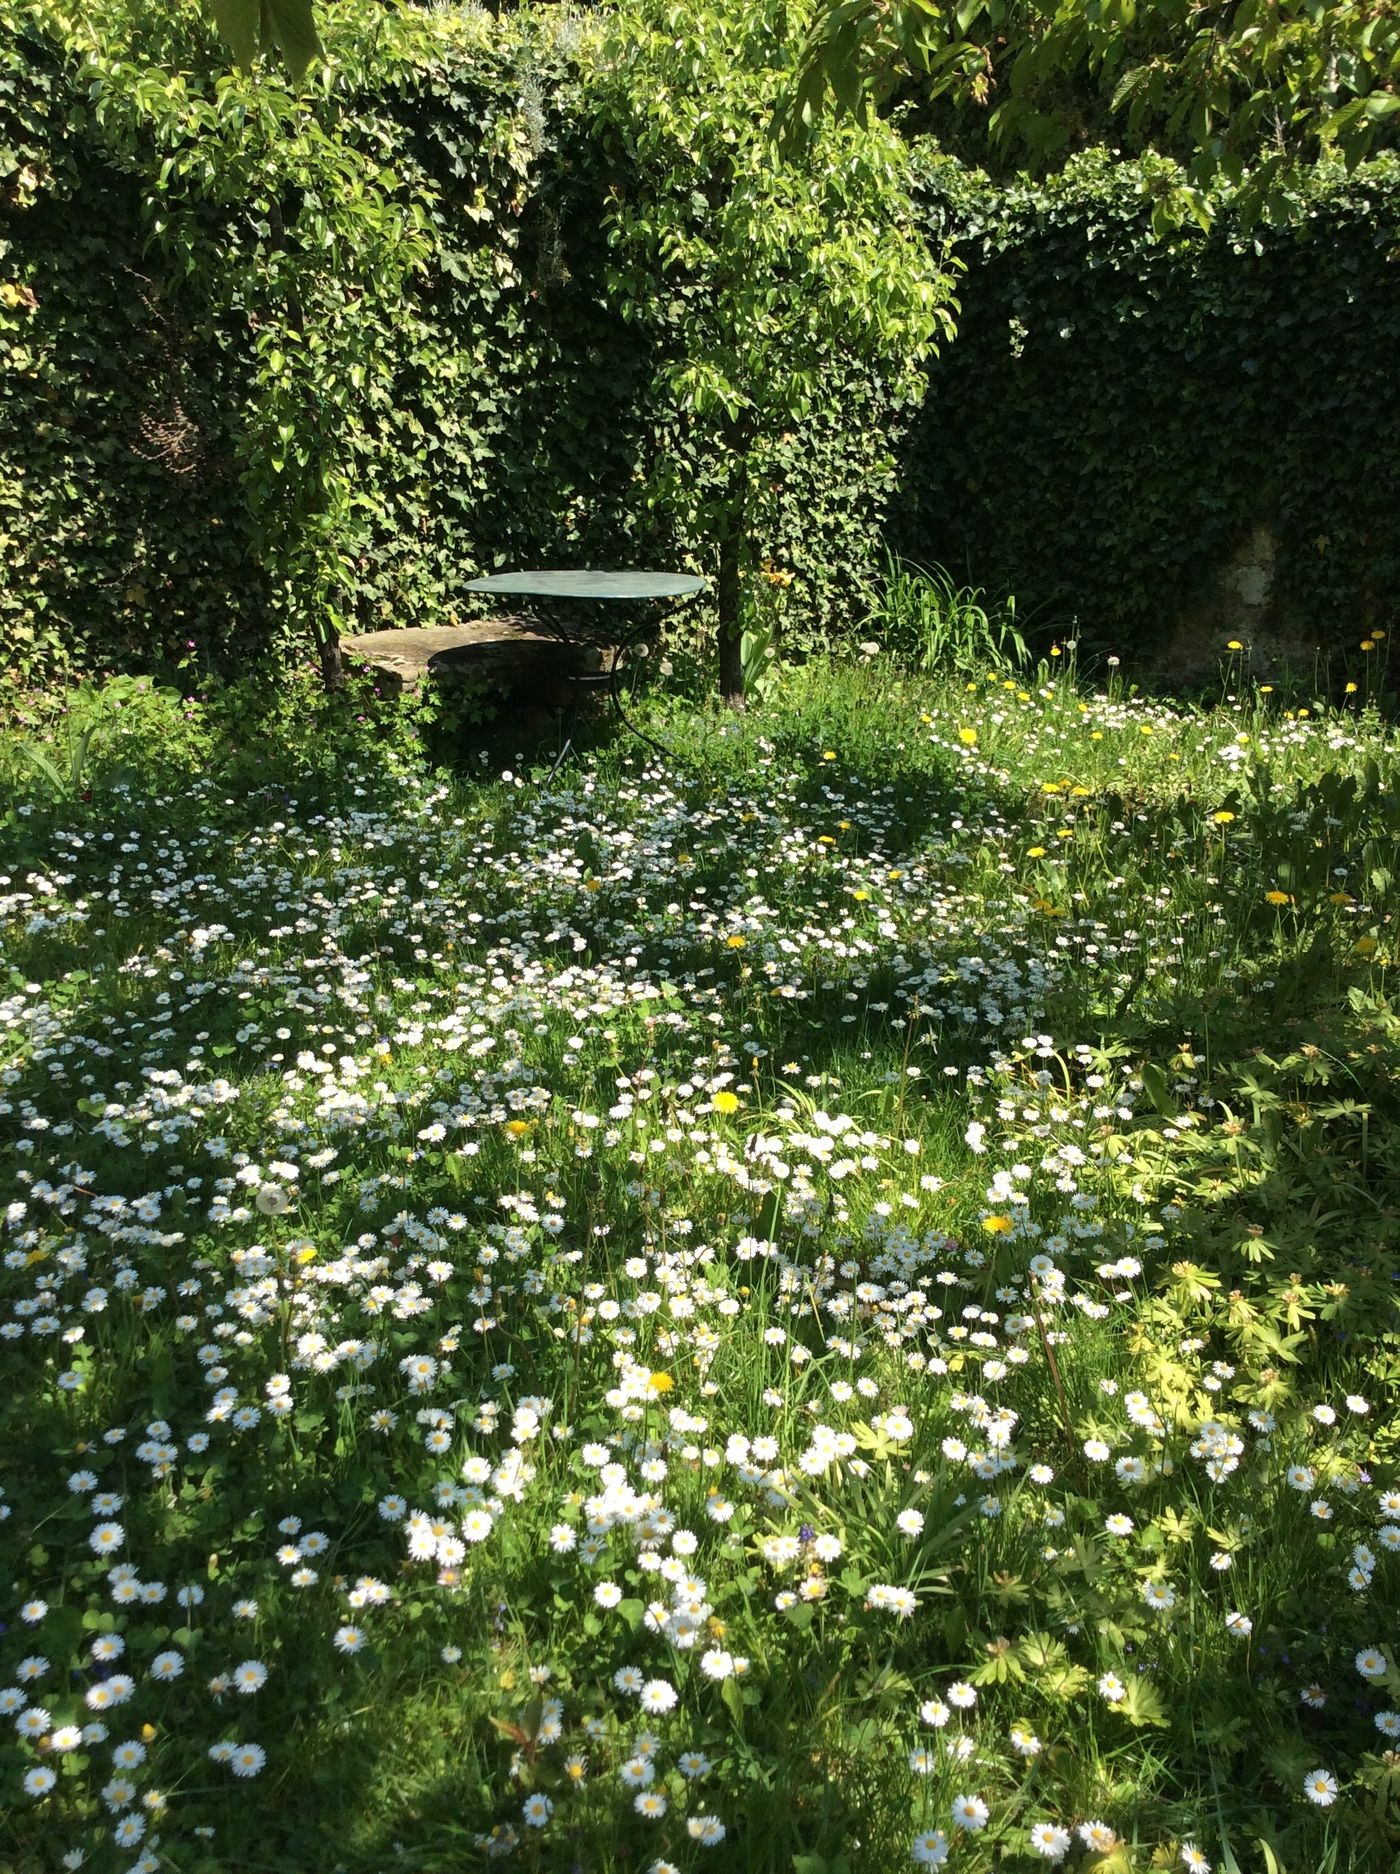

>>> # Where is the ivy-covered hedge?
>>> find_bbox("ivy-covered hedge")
[900,148,1400,657]
[0,2,920,687]
[5,4,1398,688]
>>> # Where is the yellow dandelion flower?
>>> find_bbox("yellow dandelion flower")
[821,749,837,761]
[712,1091,740,1115]
[1354,936,1378,956]
[1211,811,1235,825]
[725,934,747,948]
[295,1247,318,1266]
[982,1215,1014,1235]
[647,1371,675,1394]
[504,1119,531,1138]
[1264,891,1292,906]
[958,727,978,747]
[1227,640,1244,651]
[851,889,870,902]
[1345,682,1358,694]
[1027,845,1047,858]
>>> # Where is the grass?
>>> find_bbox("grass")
[1,645,1399,1874]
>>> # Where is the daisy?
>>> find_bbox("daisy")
[233,1660,268,1694]
[521,1794,553,1827]
[1079,1821,1118,1852]
[951,1794,989,1831]
[1356,1648,1388,1679]
[23,1766,57,1797]
[1303,1768,1338,1806]
[230,1743,266,1777]
[911,1831,950,1867]
[1028,1822,1071,1861]
[634,1790,668,1818]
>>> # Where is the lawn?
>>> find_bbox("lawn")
[2,651,1399,1874]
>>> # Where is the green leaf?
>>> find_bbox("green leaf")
[1120,1675,1169,1728]
[206,0,262,70]
[206,0,322,80]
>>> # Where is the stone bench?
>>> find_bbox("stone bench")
[340,619,617,704]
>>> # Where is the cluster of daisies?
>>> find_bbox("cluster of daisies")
[2,674,1397,1870]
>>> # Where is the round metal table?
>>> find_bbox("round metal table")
[461,568,706,769]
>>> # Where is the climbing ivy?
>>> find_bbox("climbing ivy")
[0,0,927,690]
[3,3,1396,690]
[897,146,1400,661]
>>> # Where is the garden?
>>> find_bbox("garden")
[3,4,1400,1874]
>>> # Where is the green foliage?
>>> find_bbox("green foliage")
[583,0,959,699]
[867,550,1028,675]
[207,0,322,81]
[780,0,1400,233]
[895,146,1400,659]
[1,0,937,692]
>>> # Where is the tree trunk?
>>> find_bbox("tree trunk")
[716,442,752,709]
[314,619,344,692]
[717,519,744,709]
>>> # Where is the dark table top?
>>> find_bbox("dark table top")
[461,569,707,602]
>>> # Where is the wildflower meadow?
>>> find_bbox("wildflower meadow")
[3,646,1399,1874]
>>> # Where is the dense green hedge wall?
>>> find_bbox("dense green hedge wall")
[0,3,917,687]
[0,33,272,679]
[900,148,1400,657]
[4,5,1398,688]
